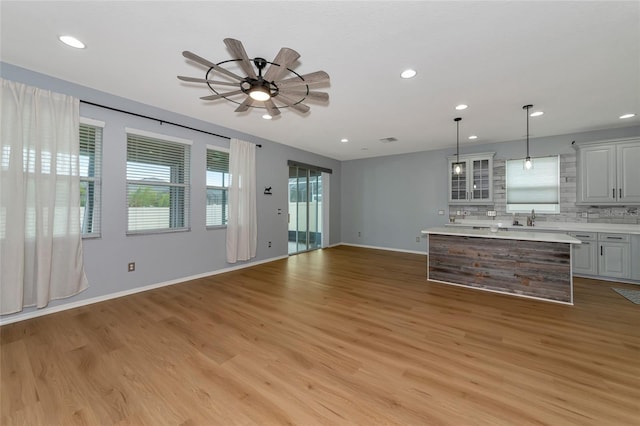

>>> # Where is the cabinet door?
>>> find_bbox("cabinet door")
[449,160,468,202]
[470,158,492,202]
[617,142,640,203]
[579,145,616,203]
[598,242,631,279]
[572,241,597,275]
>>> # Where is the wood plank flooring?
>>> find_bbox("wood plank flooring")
[1,246,639,425]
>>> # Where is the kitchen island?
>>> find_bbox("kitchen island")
[422,227,581,304]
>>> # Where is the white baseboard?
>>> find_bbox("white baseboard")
[337,242,427,255]
[0,255,288,326]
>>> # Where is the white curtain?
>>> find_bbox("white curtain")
[0,79,88,315]
[226,138,257,263]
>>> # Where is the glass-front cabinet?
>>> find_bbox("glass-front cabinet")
[448,153,494,204]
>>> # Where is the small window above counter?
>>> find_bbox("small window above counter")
[447,152,495,204]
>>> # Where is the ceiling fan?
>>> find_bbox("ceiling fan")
[178,38,330,116]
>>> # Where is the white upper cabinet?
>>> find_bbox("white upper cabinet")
[576,138,640,205]
[448,153,494,204]
[617,141,640,202]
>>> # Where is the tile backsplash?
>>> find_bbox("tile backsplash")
[449,152,639,225]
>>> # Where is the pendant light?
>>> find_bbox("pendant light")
[523,104,533,170]
[452,117,463,175]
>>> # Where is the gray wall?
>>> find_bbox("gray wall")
[1,63,341,322]
[341,125,640,253]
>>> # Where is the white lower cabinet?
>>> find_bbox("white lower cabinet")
[598,234,631,279]
[569,232,597,276]
[570,232,632,280]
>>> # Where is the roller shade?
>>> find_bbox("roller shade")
[506,155,560,213]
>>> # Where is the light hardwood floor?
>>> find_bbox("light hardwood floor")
[1,246,639,425]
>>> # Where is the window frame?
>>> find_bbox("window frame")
[125,129,192,235]
[206,145,230,229]
[505,155,561,214]
[79,117,104,238]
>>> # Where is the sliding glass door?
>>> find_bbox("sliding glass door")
[288,166,322,254]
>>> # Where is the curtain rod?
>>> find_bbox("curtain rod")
[80,100,262,147]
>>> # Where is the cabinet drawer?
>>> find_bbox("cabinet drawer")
[598,233,630,243]
[568,231,597,241]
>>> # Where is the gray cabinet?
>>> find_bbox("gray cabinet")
[569,232,597,276]
[576,138,640,204]
[598,233,631,279]
[448,153,494,204]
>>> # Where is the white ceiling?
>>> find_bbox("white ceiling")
[1,1,639,161]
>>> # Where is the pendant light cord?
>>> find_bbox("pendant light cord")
[523,104,532,158]
[454,117,462,164]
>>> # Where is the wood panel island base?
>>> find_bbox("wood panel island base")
[423,227,581,305]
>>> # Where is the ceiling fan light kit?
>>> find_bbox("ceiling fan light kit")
[178,38,330,116]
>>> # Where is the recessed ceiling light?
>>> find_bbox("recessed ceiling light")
[455,104,468,110]
[468,135,478,140]
[619,113,636,119]
[262,114,272,120]
[530,111,544,117]
[340,138,349,143]
[400,69,417,79]
[58,35,85,49]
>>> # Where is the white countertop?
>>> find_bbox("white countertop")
[444,220,640,235]
[422,226,582,244]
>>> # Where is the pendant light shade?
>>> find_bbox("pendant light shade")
[523,104,533,170]
[453,117,463,175]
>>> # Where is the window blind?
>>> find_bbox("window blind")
[126,133,190,233]
[206,149,229,227]
[506,155,560,213]
[79,122,102,237]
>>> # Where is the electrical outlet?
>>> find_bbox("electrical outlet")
[487,210,497,217]
[438,210,444,215]
[268,241,272,248]
[581,212,588,218]
[416,236,420,242]
[128,262,135,272]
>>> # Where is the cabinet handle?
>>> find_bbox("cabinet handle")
[619,188,622,198]
[576,234,590,238]
[600,245,603,256]
[606,237,623,240]
[612,188,615,198]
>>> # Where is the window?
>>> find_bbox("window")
[506,155,560,214]
[126,131,191,234]
[206,148,229,227]
[79,119,103,237]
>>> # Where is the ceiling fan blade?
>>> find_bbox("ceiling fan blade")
[264,99,281,117]
[200,90,244,101]
[177,76,239,87]
[280,89,329,102]
[182,51,245,81]
[234,97,254,112]
[274,93,310,114]
[276,71,330,88]
[263,47,300,82]
[224,38,258,79]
